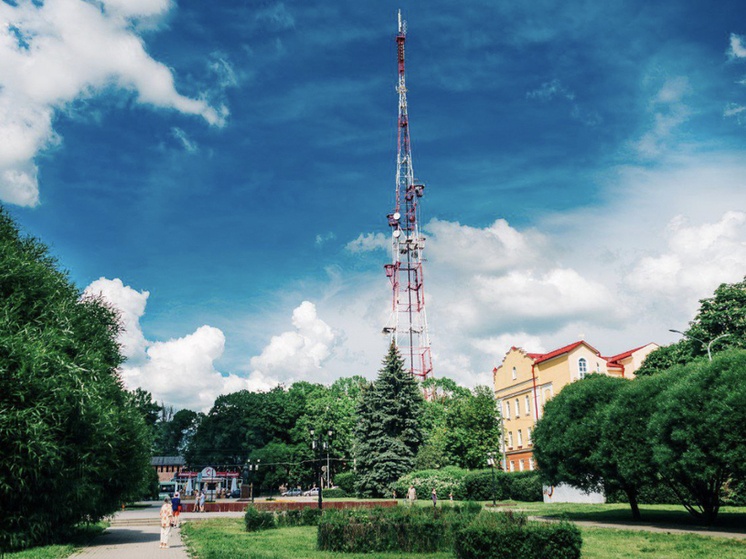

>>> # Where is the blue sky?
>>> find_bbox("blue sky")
[4,0,746,408]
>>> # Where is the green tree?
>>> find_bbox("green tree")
[637,277,746,376]
[444,385,502,469]
[650,352,746,524]
[600,374,670,519]
[533,375,629,509]
[0,207,151,550]
[354,344,425,497]
[155,408,202,455]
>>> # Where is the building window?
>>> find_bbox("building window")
[519,459,525,471]
[517,429,523,447]
[515,399,520,417]
[510,461,516,472]
[525,395,531,416]
[512,366,517,380]
[527,426,532,444]
[505,401,511,420]
[578,358,587,379]
[508,431,513,448]
[529,457,535,470]
[596,362,601,373]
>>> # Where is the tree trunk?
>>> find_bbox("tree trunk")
[625,487,642,520]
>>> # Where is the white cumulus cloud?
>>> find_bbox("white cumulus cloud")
[345,232,389,253]
[85,277,274,410]
[250,301,338,381]
[0,0,224,206]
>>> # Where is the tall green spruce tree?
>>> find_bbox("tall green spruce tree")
[354,343,424,497]
[0,208,151,551]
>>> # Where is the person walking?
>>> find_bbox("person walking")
[431,488,437,507]
[159,497,173,549]
[171,491,181,527]
[199,490,206,512]
[407,484,416,506]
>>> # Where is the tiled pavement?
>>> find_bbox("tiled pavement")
[71,524,188,558]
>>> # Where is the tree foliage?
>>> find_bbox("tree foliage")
[637,277,746,375]
[0,208,151,551]
[354,343,425,497]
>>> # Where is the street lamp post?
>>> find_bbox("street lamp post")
[487,451,499,507]
[669,329,730,361]
[244,459,260,503]
[309,428,334,511]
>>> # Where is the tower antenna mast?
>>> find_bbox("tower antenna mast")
[383,10,434,385]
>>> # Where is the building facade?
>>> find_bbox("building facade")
[493,340,658,473]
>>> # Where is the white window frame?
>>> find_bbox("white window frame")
[512,366,517,380]
[519,459,525,471]
[515,399,520,417]
[529,457,535,470]
[510,461,515,472]
[527,426,532,445]
[517,429,523,447]
[578,357,588,379]
[505,401,511,420]
[525,395,530,416]
[508,431,513,448]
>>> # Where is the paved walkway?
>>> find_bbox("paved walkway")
[71,525,188,558]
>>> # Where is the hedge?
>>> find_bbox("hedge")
[322,488,347,498]
[317,504,482,553]
[607,479,746,507]
[454,515,582,559]
[244,507,276,531]
[394,468,544,502]
[276,508,322,527]
[393,467,469,501]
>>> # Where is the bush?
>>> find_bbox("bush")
[462,470,543,502]
[394,467,468,501]
[322,488,347,498]
[276,508,321,527]
[454,515,581,559]
[244,507,276,532]
[334,471,357,495]
[605,483,680,505]
[510,471,543,502]
[317,504,482,553]
[723,478,746,506]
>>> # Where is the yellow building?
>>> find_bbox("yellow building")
[493,340,658,473]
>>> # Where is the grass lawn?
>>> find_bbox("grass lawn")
[181,517,746,559]
[3,523,106,559]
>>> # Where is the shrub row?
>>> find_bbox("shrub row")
[245,506,322,532]
[317,504,484,553]
[394,468,543,502]
[454,514,582,559]
[321,488,347,498]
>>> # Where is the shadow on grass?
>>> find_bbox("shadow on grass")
[538,506,746,534]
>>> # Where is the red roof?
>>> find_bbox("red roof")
[527,341,600,365]
[605,343,653,365]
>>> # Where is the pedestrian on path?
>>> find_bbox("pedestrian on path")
[199,490,206,512]
[407,484,416,505]
[159,497,174,549]
[171,491,181,527]
[431,488,437,507]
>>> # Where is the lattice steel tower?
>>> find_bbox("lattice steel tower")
[383,11,433,382]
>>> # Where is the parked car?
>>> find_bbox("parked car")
[302,487,319,497]
[282,488,302,497]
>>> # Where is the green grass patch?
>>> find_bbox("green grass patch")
[3,523,106,559]
[182,517,746,559]
[182,518,452,559]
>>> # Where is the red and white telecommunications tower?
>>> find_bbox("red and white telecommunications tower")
[383,10,433,383]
